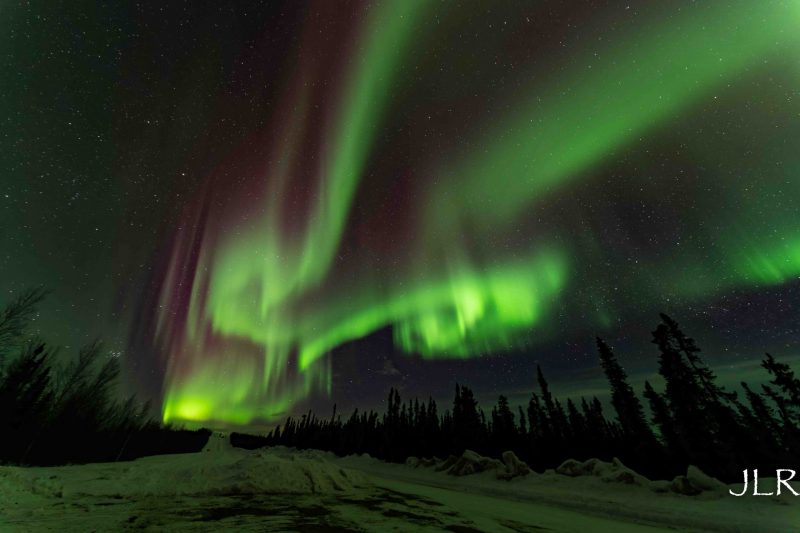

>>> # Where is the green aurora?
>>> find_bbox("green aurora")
[158,1,800,425]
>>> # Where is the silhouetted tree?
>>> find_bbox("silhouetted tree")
[760,353,800,452]
[596,337,653,441]
[0,288,47,364]
[0,291,206,466]
[491,395,516,454]
[761,353,800,421]
[452,385,484,453]
[536,365,560,438]
[238,314,800,483]
[650,314,754,478]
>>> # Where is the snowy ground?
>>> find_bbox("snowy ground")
[1,435,797,532]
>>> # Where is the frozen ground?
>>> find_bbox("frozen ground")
[0,434,797,532]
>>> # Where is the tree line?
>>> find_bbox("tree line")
[0,289,208,465]
[248,313,800,482]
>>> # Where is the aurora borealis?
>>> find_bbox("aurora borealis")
[3,1,800,427]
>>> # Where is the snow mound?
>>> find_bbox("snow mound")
[497,451,532,480]
[668,465,726,495]
[685,465,726,492]
[555,458,726,495]
[440,450,504,476]
[406,456,440,468]
[0,467,63,502]
[554,458,583,477]
[201,431,234,453]
[668,475,702,496]
[120,447,371,497]
[411,450,531,480]
[556,457,648,486]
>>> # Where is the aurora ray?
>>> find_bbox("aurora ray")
[149,0,800,425]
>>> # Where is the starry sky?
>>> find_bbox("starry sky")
[2,1,799,428]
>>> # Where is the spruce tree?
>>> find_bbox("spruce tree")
[566,399,585,439]
[0,288,47,364]
[651,314,747,478]
[643,381,677,449]
[761,353,800,425]
[491,395,516,452]
[527,392,547,440]
[652,320,710,458]
[596,337,653,441]
[452,385,482,453]
[759,355,800,454]
[536,365,561,438]
[737,382,783,461]
[660,314,736,403]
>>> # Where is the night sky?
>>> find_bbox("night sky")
[3,1,799,428]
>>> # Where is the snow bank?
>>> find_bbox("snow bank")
[121,446,370,496]
[339,451,798,532]
[556,457,648,486]
[0,466,63,502]
[498,450,532,479]
[3,447,797,532]
[0,439,371,504]
[201,430,235,453]
[407,449,532,480]
[555,457,728,495]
